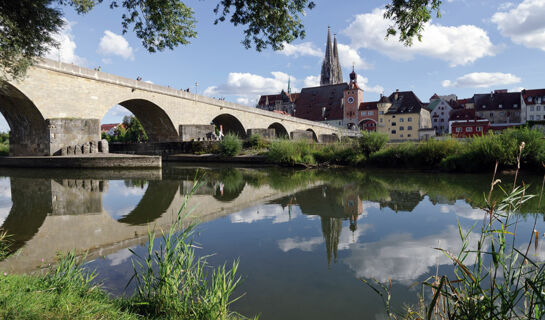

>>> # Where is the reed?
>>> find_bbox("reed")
[365,142,545,319]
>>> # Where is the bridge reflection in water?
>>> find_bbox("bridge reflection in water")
[0,166,326,273]
[1,166,543,277]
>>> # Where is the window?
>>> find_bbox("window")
[476,127,482,132]
[514,104,518,108]
[380,118,383,123]
[408,117,412,122]
[391,130,396,134]
[400,118,404,122]
[400,126,404,130]
[482,105,486,109]
[490,113,494,117]
[408,126,413,130]
[407,134,411,137]
[392,122,396,126]
[531,106,535,112]
[400,134,404,137]
[499,104,503,108]
[379,111,384,115]
[466,127,473,132]
[361,111,365,116]
[530,115,535,120]
[369,111,374,116]
[434,118,437,122]
[440,119,444,122]
[538,105,542,111]
[441,112,444,115]
[456,127,462,133]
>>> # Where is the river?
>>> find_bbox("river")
[0,164,544,319]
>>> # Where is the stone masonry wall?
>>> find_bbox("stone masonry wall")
[47,118,100,155]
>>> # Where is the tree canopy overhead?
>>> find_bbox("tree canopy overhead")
[0,0,442,79]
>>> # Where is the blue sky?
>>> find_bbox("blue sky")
[2,0,544,131]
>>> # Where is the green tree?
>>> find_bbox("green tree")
[384,0,442,46]
[122,115,148,143]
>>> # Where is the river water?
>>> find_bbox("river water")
[0,164,544,319]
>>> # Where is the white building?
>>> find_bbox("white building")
[428,94,457,135]
[522,89,545,122]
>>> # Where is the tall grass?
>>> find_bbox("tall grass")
[0,231,9,261]
[366,143,545,319]
[127,180,246,319]
[267,139,316,166]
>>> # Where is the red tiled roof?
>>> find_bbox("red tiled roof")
[101,123,119,132]
[257,91,299,106]
[522,89,545,105]
[359,101,378,111]
[448,108,487,121]
[294,83,349,121]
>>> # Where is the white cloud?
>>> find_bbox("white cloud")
[229,204,298,224]
[336,44,371,70]
[98,30,134,60]
[107,248,134,266]
[442,72,521,88]
[492,0,545,51]
[304,75,320,87]
[280,42,323,58]
[204,72,294,96]
[278,236,323,252]
[44,19,86,65]
[344,226,485,284]
[344,8,497,67]
[356,73,384,94]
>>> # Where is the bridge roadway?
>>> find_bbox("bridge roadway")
[0,168,323,273]
[0,58,346,156]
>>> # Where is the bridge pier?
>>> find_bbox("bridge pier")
[247,128,276,139]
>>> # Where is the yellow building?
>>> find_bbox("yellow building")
[377,91,434,142]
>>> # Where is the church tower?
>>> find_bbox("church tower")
[320,27,343,86]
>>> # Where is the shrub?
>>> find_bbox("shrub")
[267,139,316,165]
[313,141,366,166]
[219,134,242,156]
[246,134,269,149]
[368,142,418,167]
[359,131,388,156]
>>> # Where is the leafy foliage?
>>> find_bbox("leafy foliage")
[384,0,442,46]
[0,0,64,80]
[359,131,388,156]
[214,0,315,51]
[103,116,148,143]
[219,133,242,156]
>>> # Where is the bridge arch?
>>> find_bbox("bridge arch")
[268,122,289,138]
[212,114,246,137]
[0,81,49,155]
[106,99,179,142]
[306,129,318,142]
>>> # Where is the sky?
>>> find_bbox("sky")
[2,0,545,131]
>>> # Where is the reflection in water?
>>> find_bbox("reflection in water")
[0,178,11,226]
[0,166,544,320]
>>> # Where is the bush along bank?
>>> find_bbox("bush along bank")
[0,183,253,320]
[260,128,545,173]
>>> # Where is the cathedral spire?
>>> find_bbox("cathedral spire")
[320,27,343,86]
[333,33,343,84]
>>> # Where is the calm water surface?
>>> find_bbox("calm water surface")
[0,165,544,319]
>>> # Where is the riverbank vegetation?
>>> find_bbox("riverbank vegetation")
[0,182,250,320]
[366,146,545,319]
[215,127,545,172]
[0,132,9,156]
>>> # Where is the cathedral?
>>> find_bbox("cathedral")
[320,27,343,86]
[257,28,363,130]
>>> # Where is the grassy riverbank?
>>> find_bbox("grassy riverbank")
[220,128,545,173]
[0,183,251,320]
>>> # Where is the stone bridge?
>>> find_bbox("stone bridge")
[0,58,345,156]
